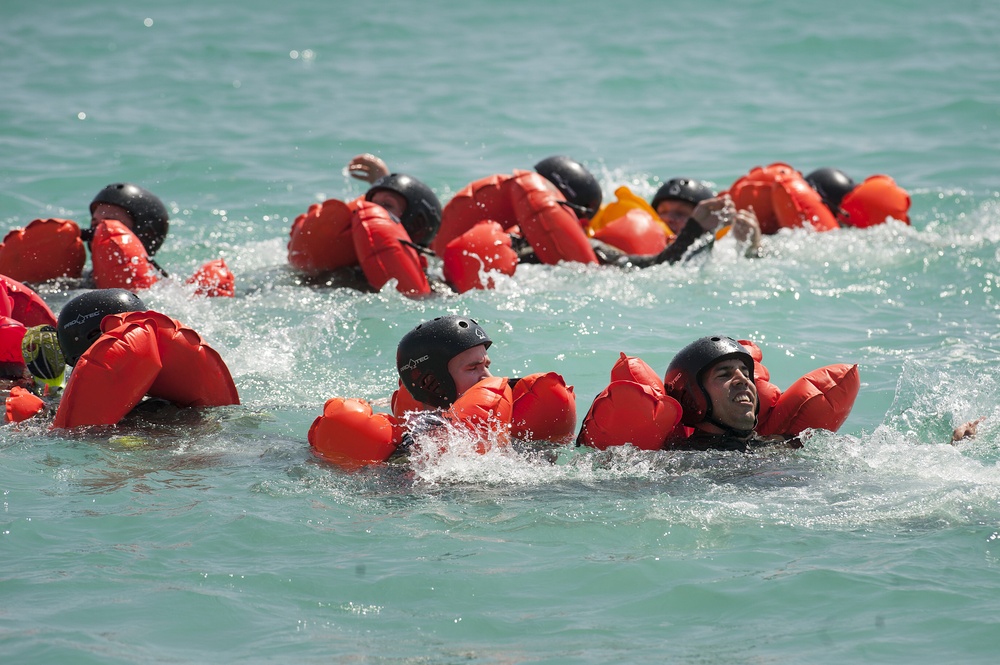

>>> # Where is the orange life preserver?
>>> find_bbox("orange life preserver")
[90,219,161,290]
[0,275,57,328]
[352,201,431,297]
[287,198,358,275]
[511,372,577,443]
[577,353,682,450]
[735,339,782,427]
[587,185,673,239]
[728,163,837,234]
[591,208,668,255]
[0,218,86,284]
[432,174,520,257]
[838,175,910,228]
[441,221,518,293]
[5,386,45,423]
[443,376,513,452]
[755,364,860,438]
[0,316,27,365]
[738,338,859,437]
[308,397,403,469]
[434,170,597,266]
[186,258,236,297]
[52,311,239,428]
[391,380,428,419]
[510,171,598,265]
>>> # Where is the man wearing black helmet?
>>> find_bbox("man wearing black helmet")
[663,335,788,452]
[349,153,601,265]
[804,168,856,218]
[88,183,235,296]
[652,178,761,259]
[663,335,981,451]
[348,154,441,243]
[396,315,492,409]
[88,183,170,257]
[6,288,240,426]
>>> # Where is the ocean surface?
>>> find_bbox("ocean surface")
[3,0,1000,662]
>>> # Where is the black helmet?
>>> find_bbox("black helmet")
[90,183,170,255]
[664,335,755,429]
[366,173,442,246]
[57,288,146,366]
[650,178,717,210]
[534,155,603,219]
[805,168,856,213]
[396,315,492,408]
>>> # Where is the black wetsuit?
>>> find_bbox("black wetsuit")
[670,430,802,453]
[513,218,713,267]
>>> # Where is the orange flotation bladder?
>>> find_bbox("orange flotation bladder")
[432,173,520,257]
[577,353,683,450]
[5,386,46,423]
[0,218,86,284]
[90,219,161,290]
[443,376,513,451]
[510,172,598,265]
[287,198,358,275]
[0,316,27,365]
[308,397,403,469]
[592,208,668,255]
[756,364,860,438]
[186,258,236,297]
[441,221,518,293]
[352,201,431,297]
[511,372,577,443]
[838,175,910,228]
[728,163,837,234]
[739,338,859,437]
[587,186,672,238]
[391,380,428,419]
[52,311,239,428]
[0,275,57,327]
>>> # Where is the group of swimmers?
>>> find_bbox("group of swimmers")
[292,153,912,297]
[0,154,975,466]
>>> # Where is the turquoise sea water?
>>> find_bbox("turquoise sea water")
[3,1,1000,662]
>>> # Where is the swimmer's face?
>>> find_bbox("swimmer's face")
[447,344,492,398]
[656,199,696,235]
[702,358,757,432]
[91,202,135,231]
[369,190,408,222]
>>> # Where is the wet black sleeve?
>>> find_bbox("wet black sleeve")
[595,219,712,269]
